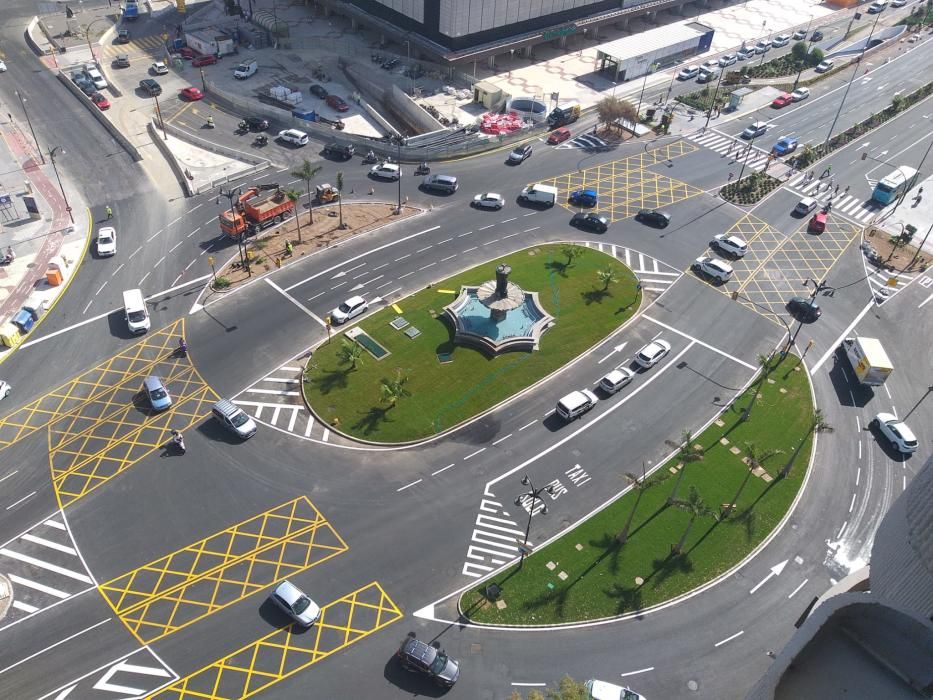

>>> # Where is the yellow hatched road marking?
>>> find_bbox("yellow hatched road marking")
[99,497,349,645]
[147,582,403,700]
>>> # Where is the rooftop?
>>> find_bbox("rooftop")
[594,21,714,62]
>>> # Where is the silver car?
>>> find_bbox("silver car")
[269,580,321,626]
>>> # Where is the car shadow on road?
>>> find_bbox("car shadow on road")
[383,657,451,697]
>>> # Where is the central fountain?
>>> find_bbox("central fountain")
[443,263,554,355]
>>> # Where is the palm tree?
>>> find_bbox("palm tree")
[724,442,783,518]
[336,171,346,229]
[562,245,584,269]
[617,463,650,545]
[380,369,411,409]
[596,265,620,292]
[336,338,364,370]
[285,188,302,243]
[290,159,322,233]
[671,486,711,555]
[667,430,704,505]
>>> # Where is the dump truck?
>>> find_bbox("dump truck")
[547,102,581,128]
[315,184,339,203]
[841,337,893,386]
[219,185,294,237]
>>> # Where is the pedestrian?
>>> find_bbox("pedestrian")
[844,185,850,195]
[368,187,374,196]
[6,113,11,123]
[835,184,840,195]
[285,240,293,256]
[105,205,113,219]
[274,257,281,268]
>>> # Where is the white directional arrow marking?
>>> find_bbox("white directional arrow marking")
[332,270,346,278]
[749,560,788,595]
[350,283,365,291]
[333,262,366,279]
[878,150,889,157]
[597,342,627,364]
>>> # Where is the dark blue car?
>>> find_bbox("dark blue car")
[569,188,598,207]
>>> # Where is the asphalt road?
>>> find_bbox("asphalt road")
[0,1,930,698]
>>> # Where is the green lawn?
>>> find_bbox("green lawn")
[462,353,815,624]
[303,244,640,443]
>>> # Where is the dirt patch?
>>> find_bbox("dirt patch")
[863,226,930,275]
[213,201,419,288]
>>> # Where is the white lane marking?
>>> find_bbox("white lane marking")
[81,300,93,315]
[714,630,744,647]
[172,274,183,286]
[788,578,808,599]
[5,492,37,511]
[464,447,486,460]
[12,601,37,613]
[262,377,299,384]
[21,534,77,555]
[0,471,17,483]
[0,549,92,583]
[522,212,536,216]
[185,259,196,271]
[385,287,402,297]
[8,574,69,598]
[643,315,756,370]
[287,408,298,432]
[95,281,108,296]
[246,388,301,396]
[523,226,540,232]
[416,246,433,253]
[441,254,458,262]
[331,281,347,290]
[483,238,500,246]
[304,415,315,437]
[169,241,183,254]
[146,229,163,242]
[373,263,390,271]
[432,464,455,476]
[511,682,547,687]
[458,231,473,237]
[0,618,110,675]
[322,428,330,442]
[478,224,495,231]
[502,231,523,239]
[463,246,478,253]
[44,519,65,530]
[849,492,856,513]
[307,291,325,301]
[186,227,201,238]
[128,245,142,259]
[352,271,369,280]
[395,254,410,261]
[437,237,452,244]
[376,281,392,289]
[492,433,513,446]
[111,263,124,277]
[398,271,416,279]
[810,300,873,374]
[518,420,536,431]
[264,278,326,327]
[397,479,422,492]
[419,262,436,271]
[619,667,654,678]
[187,202,203,214]
[836,521,847,539]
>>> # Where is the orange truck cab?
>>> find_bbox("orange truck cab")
[220,186,295,237]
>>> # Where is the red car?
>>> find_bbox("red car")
[547,127,571,144]
[191,54,217,67]
[180,86,204,101]
[91,92,110,110]
[325,94,349,112]
[809,211,827,233]
[178,47,197,59]
[771,92,794,108]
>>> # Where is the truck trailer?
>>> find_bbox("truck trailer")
[841,337,893,386]
[220,186,295,237]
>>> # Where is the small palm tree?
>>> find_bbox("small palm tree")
[286,188,302,242]
[380,369,411,409]
[336,171,346,229]
[336,338,364,370]
[724,442,784,517]
[596,266,620,292]
[617,464,650,545]
[562,245,584,269]
[671,486,711,555]
[667,430,704,505]
[290,159,322,231]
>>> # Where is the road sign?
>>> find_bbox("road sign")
[516,539,534,555]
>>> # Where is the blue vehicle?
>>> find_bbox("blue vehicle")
[771,136,799,156]
[123,0,139,20]
[872,166,918,205]
[568,188,598,207]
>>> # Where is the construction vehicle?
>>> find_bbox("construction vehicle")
[841,337,893,386]
[547,102,581,128]
[219,185,295,237]
[315,184,339,203]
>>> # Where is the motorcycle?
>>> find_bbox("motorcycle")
[205,117,215,129]
[414,163,430,176]
[254,134,268,147]
[177,337,188,356]
[171,430,186,454]
[362,152,378,164]
[237,120,249,132]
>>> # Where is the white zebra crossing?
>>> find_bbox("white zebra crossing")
[785,173,882,223]
[235,362,325,440]
[461,497,527,578]
[583,242,681,295]
[688,131,773,172]
[555,134,610,151]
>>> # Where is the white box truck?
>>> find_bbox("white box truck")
[234,58,257,79]
[123,289,150,334]
[841,337,893,386]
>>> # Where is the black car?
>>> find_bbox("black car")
[787,296,821,322]
[309,84,328,99]
[397,634,460,687]
[635,209,671,228]
[116,29,130,43]
[570,212,610,233]
[508,144,533,164]
[811,30,824,41]
[139,78,162,96]
[323,142,355,159]
[242,117,269,132]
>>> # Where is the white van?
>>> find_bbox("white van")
[697,66,720,83]
[234,59,258,79]
[123,289,150,334]
[556,389,598,421]
[772,34,791,47]
[868,0,887,12]
[519,183,558,207]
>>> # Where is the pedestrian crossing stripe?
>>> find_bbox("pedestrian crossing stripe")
[687,130,782,174]
[102,36,166,56]
[785,174,882,223]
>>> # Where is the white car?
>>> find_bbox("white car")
[692,256,733,283]
[791,87,810,101]
[269,580,320,627]
[815,59,834,73]
[710,233,748,257]
[635,339,671,369]
[0,61,7,72]
[330,295,368,324]
[151,61,169,75]
[741,121,769,139]
[755,39,772,53]
[792,29,808,40]
[772,34,791,48]
[277,129,309,146]
[472,192,505,210]
[85,65,108,90]
[736,47,756,60]
[96,226,116,257]
[719,53,737,67]
[370,162,401,180]
[677,65,699,80]
[0,380,10,401]
[585,678,646,700]
[891,0,907,6]
[794,196,818,215]
[599,367,635,394]
[870,413,918,453]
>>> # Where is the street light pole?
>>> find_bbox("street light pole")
[703,66,726,131]
[85,17,109,65]
[514,475,554,570]
[15,91,44,164]
[219,186,248,273]
[635,62,657,122]
[47,147,74,224]
[395,135,402,214]
[153,93,167,140]
[824,11,882,148]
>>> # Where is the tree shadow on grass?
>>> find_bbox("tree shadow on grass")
[544,260,569,278]
[351,405,393,435]
[581,288,611,305]
[310,367,351,395]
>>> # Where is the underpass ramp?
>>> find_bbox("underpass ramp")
[99,496,349,645]
[146,582,402,700]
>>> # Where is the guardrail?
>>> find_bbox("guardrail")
[55,71,143,162]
